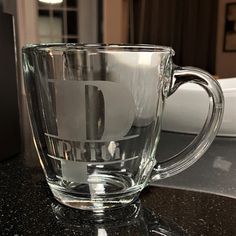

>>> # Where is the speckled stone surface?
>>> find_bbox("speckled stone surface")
[1,155,236,236]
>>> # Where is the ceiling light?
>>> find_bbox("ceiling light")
[38,0,63,4]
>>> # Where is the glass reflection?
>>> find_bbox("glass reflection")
[51,200,185,236]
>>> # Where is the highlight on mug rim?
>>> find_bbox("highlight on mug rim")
[22,43,175,54]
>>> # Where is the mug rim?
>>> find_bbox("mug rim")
[22,43,175,54]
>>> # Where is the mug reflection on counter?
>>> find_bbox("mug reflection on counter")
[51,200,185,236]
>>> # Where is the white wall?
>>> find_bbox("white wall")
[103,0,129,43]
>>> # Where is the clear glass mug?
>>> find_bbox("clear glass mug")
[22,44,224,210]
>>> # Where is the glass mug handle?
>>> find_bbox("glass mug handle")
[150,65,224,181]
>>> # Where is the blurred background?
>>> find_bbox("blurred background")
[1,0,236,163]
[5,0,236,76]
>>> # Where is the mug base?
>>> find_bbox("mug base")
[50,187,140,211]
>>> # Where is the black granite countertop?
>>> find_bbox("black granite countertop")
[1,153,236,236]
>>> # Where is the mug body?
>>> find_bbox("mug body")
[23,44,173,210]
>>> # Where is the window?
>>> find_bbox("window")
[38,0,79,43]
